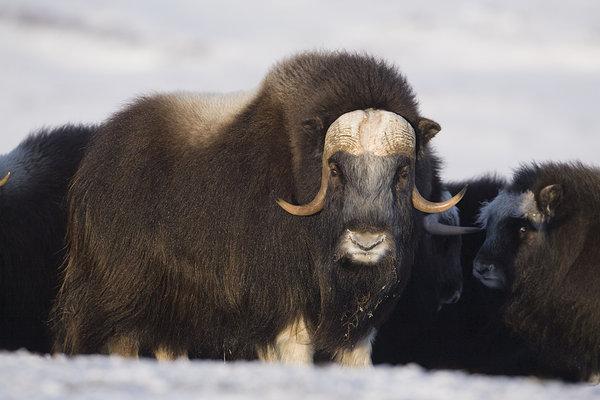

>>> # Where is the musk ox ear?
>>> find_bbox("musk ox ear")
[418,117,441,145]
[538,184,563,218]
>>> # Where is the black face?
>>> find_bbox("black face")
[318,152,414,270]
[473,189,543,290]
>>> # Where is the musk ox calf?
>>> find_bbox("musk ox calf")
[474,162,600,379]
[0,125,92,353]
[52,52,467,365]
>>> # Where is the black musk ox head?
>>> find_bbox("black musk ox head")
[474,162,599,292]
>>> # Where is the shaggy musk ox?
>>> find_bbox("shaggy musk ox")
[52,52,469,365]
[474,162,600,379]
[375,175,579,380]
[0,126,92,353]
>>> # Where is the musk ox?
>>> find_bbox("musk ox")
[372,191,471,365]
[474,162,600,379]
[0,125,92,353]
[377,175,577,380]
[51,51,468,365]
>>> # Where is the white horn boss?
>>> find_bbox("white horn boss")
[277,109,466,216]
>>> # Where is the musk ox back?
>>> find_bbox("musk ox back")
[52,52,463,365]
[0,125,92,353]
[474,162,600,379]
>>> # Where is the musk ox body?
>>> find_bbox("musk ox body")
[52,52,465,364]
[0,125,92,353]
[475,162,600,379]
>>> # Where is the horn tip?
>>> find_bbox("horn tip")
[0,171,11,188]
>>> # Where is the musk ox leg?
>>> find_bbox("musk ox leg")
[333,329,376,368]
[589,373,600,384]
[106,335,140,358]
[257,318,314,365]
[154,346,189,361]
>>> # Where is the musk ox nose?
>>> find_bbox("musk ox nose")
[473,260,507,290]
[340,230,391,264]
[474,262,496,275]
[349,232,385,251]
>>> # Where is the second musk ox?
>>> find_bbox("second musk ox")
[474,162,600,379]
[51,52,467,365]
[1,125,92,353]
[375,175,579,380]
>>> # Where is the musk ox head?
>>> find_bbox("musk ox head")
[277,109,466,267]
[473,162,591,292]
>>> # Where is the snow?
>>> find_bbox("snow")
[1,1,600,398]
[1,1,600,180]
[0,351,598,400]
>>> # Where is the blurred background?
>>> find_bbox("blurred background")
[1,0,599,180]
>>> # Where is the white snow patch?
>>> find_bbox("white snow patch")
[0,351,598,400]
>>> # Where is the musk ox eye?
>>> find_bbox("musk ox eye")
[396,165,410,185]
[519,226,528,237]
[329,163,342,178]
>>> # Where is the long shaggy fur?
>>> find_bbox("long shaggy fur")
[51,52,442,360]
[0,125,92,353]
[381,174,581,380]
[500,162,600,378]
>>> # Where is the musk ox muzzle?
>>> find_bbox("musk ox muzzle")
[277,109,471,235]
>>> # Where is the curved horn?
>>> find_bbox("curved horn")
[413,186,467,214]
[423,214,482,236]
[0,171,11,188]
[277,109,417,216]
[276,163,329,216]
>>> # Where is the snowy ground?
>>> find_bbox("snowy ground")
[0,351,598,400]
[1,2,600,398]
[1,1,600,180]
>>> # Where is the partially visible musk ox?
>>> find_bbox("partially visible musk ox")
[52,52,469,365]
[1,126,92,353]
[474,162,600,379]
[375,175,577,380]
[373,191,475,365]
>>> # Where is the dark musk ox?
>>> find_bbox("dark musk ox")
[373,190,473,365]
[0,125,92,353]
[474,162,600,380]
[375,174,579,380]
[51,51,469,365]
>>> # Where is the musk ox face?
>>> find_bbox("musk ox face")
[474,186,560,290]
[278,109,465,268]
[326,152,412,267]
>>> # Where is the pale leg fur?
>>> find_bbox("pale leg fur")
[334,329,376,368]
[106,336,140,358]
[154,346,189,361]
[257,318,314,365]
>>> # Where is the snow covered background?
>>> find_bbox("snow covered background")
[1,1,600,398]
[1,0,599,180]
[1,352,599,400]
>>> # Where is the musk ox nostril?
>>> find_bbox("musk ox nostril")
[474,261,495,275]
[349,232,385,251]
